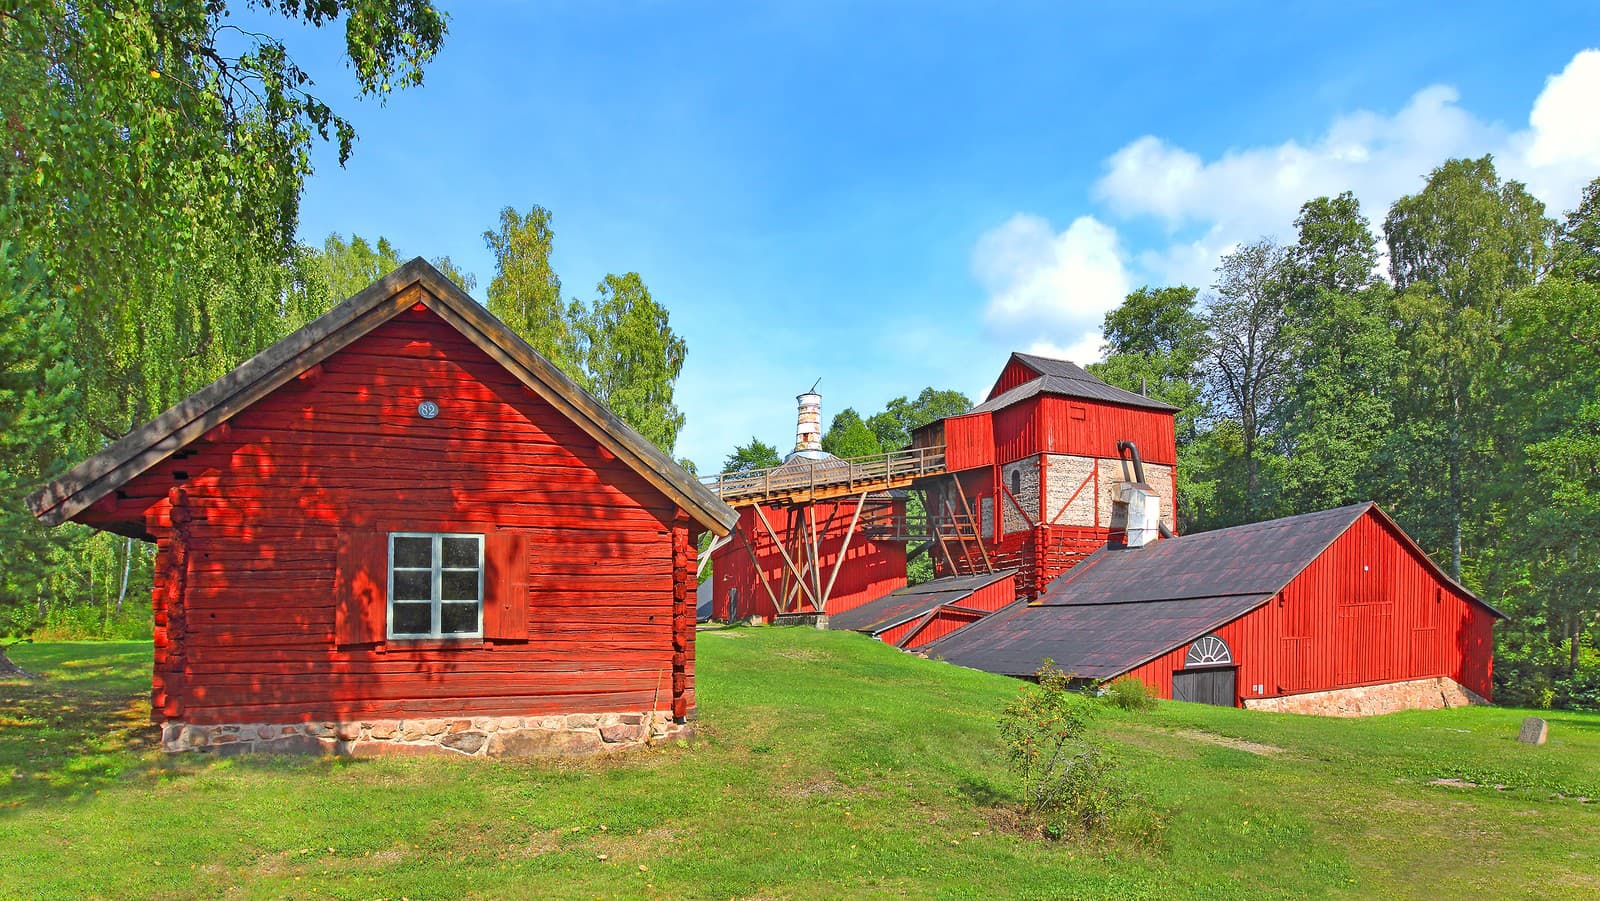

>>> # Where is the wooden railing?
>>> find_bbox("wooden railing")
[699,445,948,506]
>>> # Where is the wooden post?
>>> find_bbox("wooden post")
[951,477,994,573]
[821,492,870,610]
[753,504,822,610]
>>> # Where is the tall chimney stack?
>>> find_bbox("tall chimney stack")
[793,390,825,458]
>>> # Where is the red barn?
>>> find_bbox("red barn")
[927,503,1503,714]
[911,353,1179,601]
[709,391,908,621]
[28,259,737,756]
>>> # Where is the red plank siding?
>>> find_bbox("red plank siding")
[710,498,908,621]
[991,397,1176,466]
[1115,508,1496,704]
[121,307,700,725]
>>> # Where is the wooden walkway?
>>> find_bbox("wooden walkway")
[699,445,947,507]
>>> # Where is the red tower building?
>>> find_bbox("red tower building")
[911,353,1179,601]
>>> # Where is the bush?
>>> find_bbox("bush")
[1100,677,1157,711]
[998,661,1135,839]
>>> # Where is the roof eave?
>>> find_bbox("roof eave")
[29,258,738,536]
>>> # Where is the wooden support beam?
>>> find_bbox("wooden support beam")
[697,531,732,579]
[950,479,994,573]
[1049,470,1096,525]
[736,529,782,619]
[821,492,870,611]
[753,503,821,611]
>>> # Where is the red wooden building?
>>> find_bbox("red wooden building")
[708,391,908,621]
[911,353,1180,600]
[927,503,1503,713]
[826,570,1017,651]
[28,259,737,756]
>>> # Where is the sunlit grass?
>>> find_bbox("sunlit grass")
[2,630,1597,899]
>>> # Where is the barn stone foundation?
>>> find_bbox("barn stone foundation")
[159,711,690,758]
[1242,677,1487,717]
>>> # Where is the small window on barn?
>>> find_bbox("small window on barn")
[1185,634,1232,667]
[388,533,484,640]
[1009,469,1023,496]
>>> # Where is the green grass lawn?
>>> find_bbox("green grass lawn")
[2,630,1597,899]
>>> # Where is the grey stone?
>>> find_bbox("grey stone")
[442,731,488,754]
[599,723,646,744]
[485,729,605,758]
[1518,716,1549,746]
[335,722,362,741]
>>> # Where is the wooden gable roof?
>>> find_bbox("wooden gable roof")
[978,352,1180,413]
[28,258,739,535]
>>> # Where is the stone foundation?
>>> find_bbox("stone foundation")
[160,711,688,757]
[1242,677,1487,717]
[773,612,828,628]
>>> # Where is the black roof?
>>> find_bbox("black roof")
[1038,503,1371,606]
[927,502,1501,679]
[971,353,1179,414]
[828,570,1017,635]
[925,594,1269,678]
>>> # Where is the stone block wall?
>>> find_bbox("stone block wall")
[1242,677,1487,717]
[161,710,687,758]
[999,458,1039,535]
[1044,455,1174,532]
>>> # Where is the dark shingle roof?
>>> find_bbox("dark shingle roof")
[1038,503,1371,606]
[925,594,1270,678]
[828,570,1017,635]
[926,502,1501,679]
[971,353,1179,414]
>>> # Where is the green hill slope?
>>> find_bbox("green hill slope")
[2,630,1598,898]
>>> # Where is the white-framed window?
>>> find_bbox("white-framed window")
[1185,634,1232,667]
[388,533,484,639]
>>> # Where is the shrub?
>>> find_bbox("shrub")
[1100,677,1157,711]
[998,661,1133,839]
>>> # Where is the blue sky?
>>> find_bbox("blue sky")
[276,2,1600,472]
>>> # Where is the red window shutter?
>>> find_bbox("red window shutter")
[335,531,388,645]
[485,530,530,641]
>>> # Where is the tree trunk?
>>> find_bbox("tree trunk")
[116,536,133,615]
[1448,446,1462,581]
[0,645,35,680]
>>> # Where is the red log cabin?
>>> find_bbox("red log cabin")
[27,259,737,757]
[927,503,1504,714]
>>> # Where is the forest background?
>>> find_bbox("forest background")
[1,3,1595,708]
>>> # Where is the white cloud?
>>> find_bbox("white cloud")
[1091,48,1600,287]
[1026,334,1106,366]
[974,213,1129,361]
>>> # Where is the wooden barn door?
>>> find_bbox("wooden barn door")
[1336,602,1395,686]
[1172,668,1236,706]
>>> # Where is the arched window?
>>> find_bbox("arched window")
[1185,634,1232,667]
[1009,469,1022,496]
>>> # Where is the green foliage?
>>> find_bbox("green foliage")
[484,205,575,371]
[303,232,478,305]
[820,408,883,458]
[997,662,1130,838]
[1100,676,1157,712]
[0,239,80,639]
[723,438,783,474]
[0,1,444,636]
[1093,159,1596,707]
[865,387,972,451]
[576,273,688,452]
[484,207,688,452]
[1274,193,1398,514]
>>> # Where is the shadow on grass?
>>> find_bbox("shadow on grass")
[0,667,165,813]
